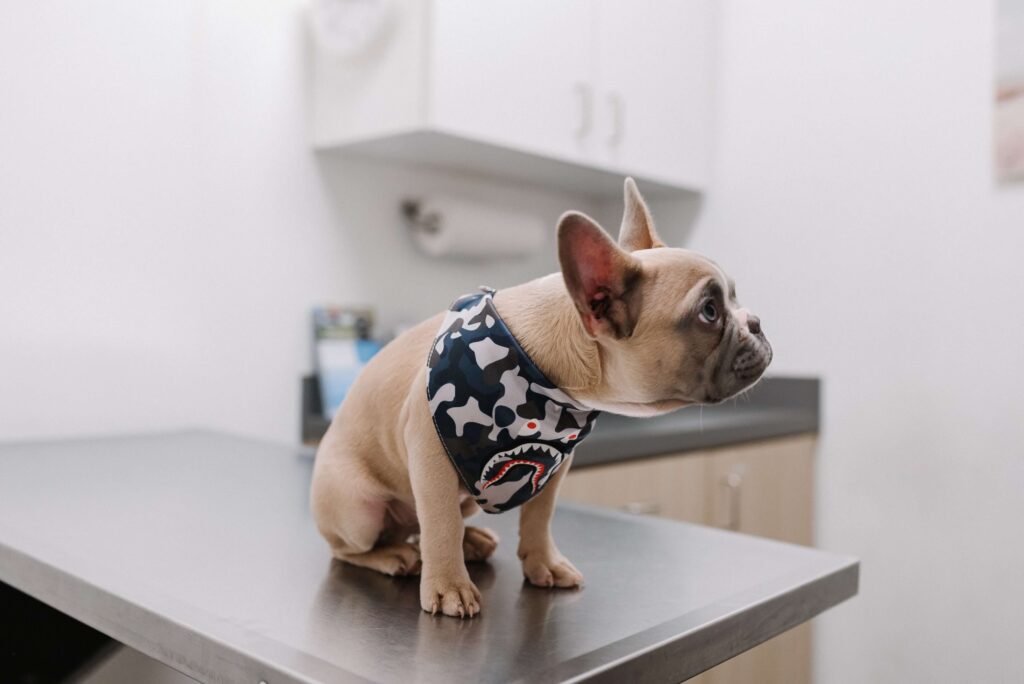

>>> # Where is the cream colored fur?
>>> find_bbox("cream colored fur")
[310,179,771,617]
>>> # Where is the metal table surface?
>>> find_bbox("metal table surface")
[0,431,858,684]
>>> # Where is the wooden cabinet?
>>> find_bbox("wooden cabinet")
[308,0,715,196]
[559,434,817,684]
[704,437,814,545]
[559,450,707,523]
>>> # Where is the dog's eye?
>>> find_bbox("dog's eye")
[699,299,718,323]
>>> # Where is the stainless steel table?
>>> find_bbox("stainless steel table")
[0,431,858,683]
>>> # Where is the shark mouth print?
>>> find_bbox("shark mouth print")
[478,443,564,496]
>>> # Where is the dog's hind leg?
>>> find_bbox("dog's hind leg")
[311,453,421,576]
[333,539,422,576]
[462,526,499,562]
[335,503,422,576]
[322,500,422,576]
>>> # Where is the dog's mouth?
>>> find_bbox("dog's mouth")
[732,338,773,382]
[479,442,563,494]
[706,337,773,404]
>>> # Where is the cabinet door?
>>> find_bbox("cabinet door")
[704,435,815,545]
[428,0,595,164]
[700,435,816,684]
[559,453,707,524]
[560,437,816,684]
[595,0,714,187]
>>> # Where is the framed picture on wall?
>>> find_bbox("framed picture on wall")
[996,0,1024,183]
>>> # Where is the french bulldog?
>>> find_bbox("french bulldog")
[311,178,772,618]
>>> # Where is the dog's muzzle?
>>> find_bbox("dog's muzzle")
[708,323,772,403]
[733,336,772,382]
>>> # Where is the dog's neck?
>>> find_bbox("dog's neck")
[493,274,602,398]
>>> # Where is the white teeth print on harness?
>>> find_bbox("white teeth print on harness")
[492,442,561,460]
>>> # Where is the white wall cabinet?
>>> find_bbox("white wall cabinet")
[595,0,713,188]
[309,0,714,197]
[429,0,594,165]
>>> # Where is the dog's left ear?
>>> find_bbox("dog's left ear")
[618,177,665,252]
[558,211,643,339]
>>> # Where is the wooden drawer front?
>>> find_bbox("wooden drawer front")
[559,453,707,524]
[560,435,818,684]
[704,435,816,546]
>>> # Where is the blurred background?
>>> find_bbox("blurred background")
[1,1,1023,683]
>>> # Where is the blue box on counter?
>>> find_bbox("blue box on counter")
[313,307,382,420]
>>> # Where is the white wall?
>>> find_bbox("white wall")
[3,2,1022,683]
[0,1,581,443]
[688,2,1024,682]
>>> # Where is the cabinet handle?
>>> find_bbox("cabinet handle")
[622,501,662,516]
[574,82,593,140]
[607,91,625,147]
[721,466,745,531]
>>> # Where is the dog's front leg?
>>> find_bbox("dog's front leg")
[407,419,482,618]
[517,454,584,588]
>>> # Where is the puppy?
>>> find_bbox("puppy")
[311,178,772,618]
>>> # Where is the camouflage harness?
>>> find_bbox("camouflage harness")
[426,288,600,513]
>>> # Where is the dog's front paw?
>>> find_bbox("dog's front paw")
[520,548,584,588]
[420,571,482,618]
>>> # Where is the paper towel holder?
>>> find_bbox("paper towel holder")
[401,195,546,259]
[401,199,440,236]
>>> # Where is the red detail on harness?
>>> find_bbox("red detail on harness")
[526,421,537,429]
[481,459,546,493]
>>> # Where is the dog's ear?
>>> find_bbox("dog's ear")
[618,177,665,251]
[558,211,643,339]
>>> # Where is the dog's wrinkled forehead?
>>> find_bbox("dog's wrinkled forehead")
[636,248,737,311]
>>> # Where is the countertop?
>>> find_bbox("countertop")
[574,376,819,468]
[0,431,855,683]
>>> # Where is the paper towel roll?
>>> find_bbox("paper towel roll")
[407,196,546,259]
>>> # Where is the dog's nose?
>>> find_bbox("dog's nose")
[747,315,761,335]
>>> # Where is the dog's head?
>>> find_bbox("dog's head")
[559,179,772,417]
